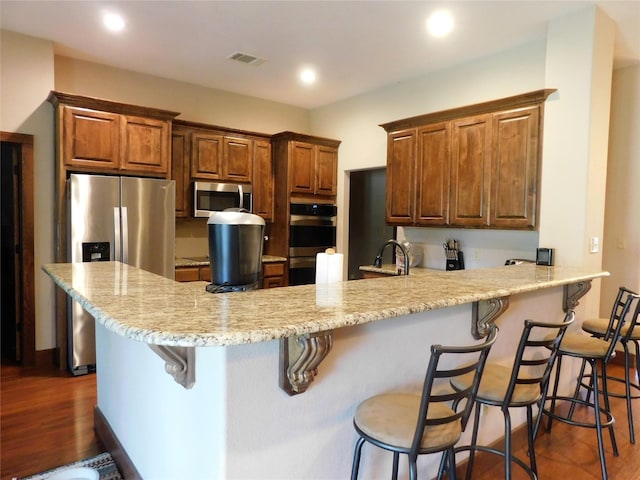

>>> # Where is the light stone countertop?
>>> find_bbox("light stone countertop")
[359,264,440,276]
[42,262,608,347]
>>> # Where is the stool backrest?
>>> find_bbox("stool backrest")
[503,310,575,407]
[620,292,640,343]
[603,287,640,361]
[410,325,498,456]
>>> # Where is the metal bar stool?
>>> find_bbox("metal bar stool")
[448,311,574,480]
[581,287,640,443]
[350,326,498,480]
[535,291,639,480]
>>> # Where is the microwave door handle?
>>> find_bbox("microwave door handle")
[238,184,244,210]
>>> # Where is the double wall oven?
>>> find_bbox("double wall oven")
[288,203,337,286]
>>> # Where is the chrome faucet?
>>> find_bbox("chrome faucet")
[373,239,410,275]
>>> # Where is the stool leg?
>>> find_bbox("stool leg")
[465,402,482,480]
[591,359,609,480]
[623,342,635,444]
[569,358,588,419]
[545,354,564,433]
[351,436,366,480]
[526,404,537,475]
[503,408,512,480]
[392,451,399,480]
[446,448,456,480]
[600,362,618,456]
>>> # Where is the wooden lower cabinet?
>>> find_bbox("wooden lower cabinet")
[175,261,286,289]
[262,261,286,289]
[175,266,210,282]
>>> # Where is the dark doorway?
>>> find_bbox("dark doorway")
[347,168,394,280]
[1,132,35,366]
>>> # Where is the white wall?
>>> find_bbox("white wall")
[600,64,640,313]
[0,30,57,350]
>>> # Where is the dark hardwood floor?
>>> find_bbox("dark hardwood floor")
[1,360,638,479]
[1,361,104,480]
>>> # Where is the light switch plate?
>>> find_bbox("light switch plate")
[590,237,600,253]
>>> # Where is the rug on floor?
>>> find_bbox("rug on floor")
[20,452,123,480]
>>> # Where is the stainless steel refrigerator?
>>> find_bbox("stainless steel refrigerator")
[67,173,175,375]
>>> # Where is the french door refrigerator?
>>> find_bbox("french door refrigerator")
[67,173,175,375]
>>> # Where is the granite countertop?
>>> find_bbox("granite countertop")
[43,262,608,348]
[175,255,287,268]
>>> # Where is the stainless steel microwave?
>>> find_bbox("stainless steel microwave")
[193,181,252,217]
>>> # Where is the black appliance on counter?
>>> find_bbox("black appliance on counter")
[206,209,265,293]
[288,203,337,286]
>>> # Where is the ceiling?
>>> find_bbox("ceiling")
[1,1,639,109]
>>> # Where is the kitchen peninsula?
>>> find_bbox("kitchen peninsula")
[43,261,607,479]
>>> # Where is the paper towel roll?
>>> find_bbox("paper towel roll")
[315,252,343,284]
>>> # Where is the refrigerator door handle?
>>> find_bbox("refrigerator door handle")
[238,184,244,210]
[114,207,121,260]
[121,207,129,264]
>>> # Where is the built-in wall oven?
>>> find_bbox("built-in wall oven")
[288,203,337,286]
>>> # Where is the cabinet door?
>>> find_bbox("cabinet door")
[252,140,274,221]
[62,107,120,170]
[490,106,540,229]
[171,129,191,218]
[415,123,450,225]
[289,141,315,194]
[223,136,253,183]
[450,115,491,226]
[315,145,338,196]
[191,132,223,179]
[386,129,416,225]
[120,115,170,175]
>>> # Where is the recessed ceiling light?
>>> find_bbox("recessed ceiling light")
[427,10,453,37]
[299,68,317,86]
[103,12,125,32]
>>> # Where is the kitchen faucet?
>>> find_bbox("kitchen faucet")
[373,239,410,275]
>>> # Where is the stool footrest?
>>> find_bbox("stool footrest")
[540,395,614,429]
[453,445,537,480]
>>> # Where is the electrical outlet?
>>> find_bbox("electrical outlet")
[617,238,627,249]
[589,237,599,253]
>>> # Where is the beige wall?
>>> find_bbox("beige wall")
[600,64,640,314]
[54,56,309,134]
[1,30,57,350]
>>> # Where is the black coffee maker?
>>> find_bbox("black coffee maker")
[206,209,265,293]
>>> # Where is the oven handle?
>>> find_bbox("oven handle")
[289,257,317,269]
[289,214,336,226]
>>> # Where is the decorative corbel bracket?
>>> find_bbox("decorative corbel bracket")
[279,331,333,396]
[149,345,195,389]
[472,297,510,339]
[563,280,592,312]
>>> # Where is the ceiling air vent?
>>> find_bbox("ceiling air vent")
[227,52,267,66]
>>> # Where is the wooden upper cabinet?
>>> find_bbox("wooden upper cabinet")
[415,123,450,225]
[450,114,492,227]
[289,141,315,194]
[386,129,416,224]
[190,133,252,183]
[223,136,253,182]
[286,139,338,197]
[315,145,338,196]
[380,89,554,230]
[252,140,274,221]
[48,91,178,177]
[120,115,170,174]
[171,127,191,218]
[62,107,120,170]
[490,106,540,228]
[191,132,223,179]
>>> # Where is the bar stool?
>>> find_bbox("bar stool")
[580,287,640,443]
[350,326,497,480]
[448,311,574,480]
[535,292,639,480]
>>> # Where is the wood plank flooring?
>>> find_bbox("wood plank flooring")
[1,361,638,479]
